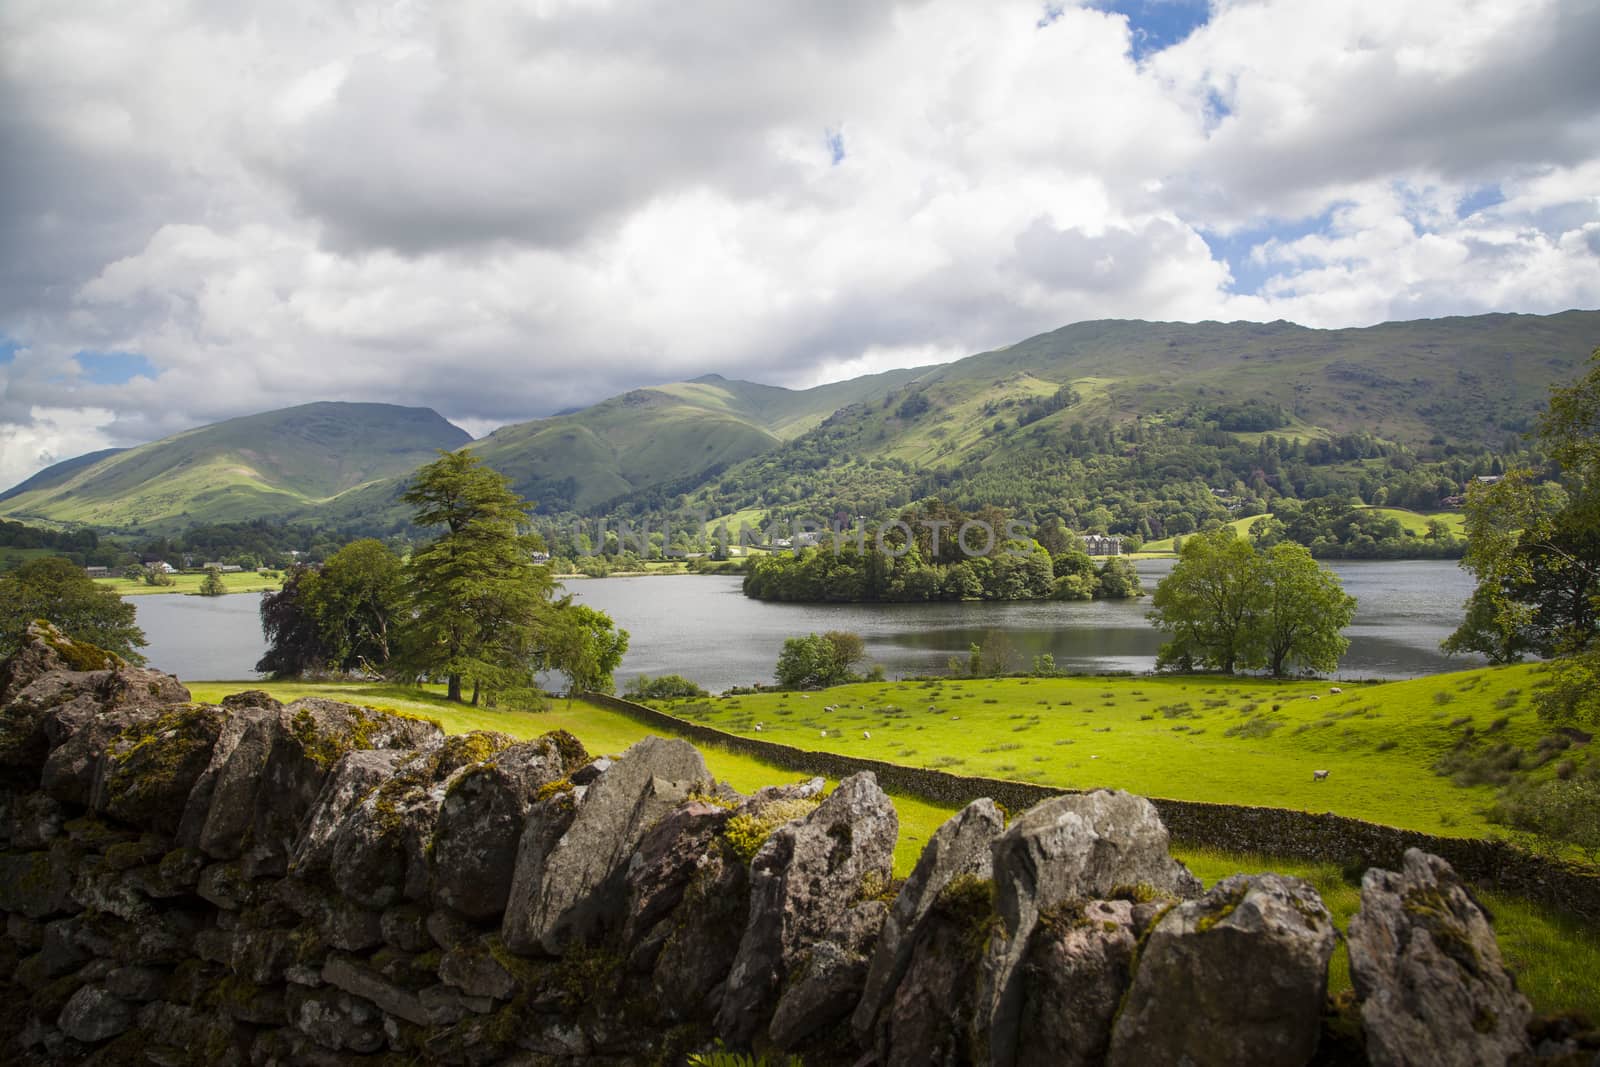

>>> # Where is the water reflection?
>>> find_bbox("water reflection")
[134,559,1483,689]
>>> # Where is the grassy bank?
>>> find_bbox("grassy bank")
[95,572,281,596]
[645,665,1560,840]
[184,677,1599,1017]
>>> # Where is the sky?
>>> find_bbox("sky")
[2,0,1598,491]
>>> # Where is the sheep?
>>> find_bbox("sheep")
[754,724,762,732]
[1312,769,1330,781]
[819,729,827,738]
[1329,686,1343,694]
[863,730,871,740]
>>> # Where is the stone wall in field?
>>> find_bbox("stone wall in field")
[0,623,1580,1065]
[585,692,1600,919]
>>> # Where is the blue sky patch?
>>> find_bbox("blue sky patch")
[76,350,158,385]
[1456,184,1505,219]
[1201,209,1342,295]
[1091,0,1211,60]
[0,336,19,366]
[825,128,846,166]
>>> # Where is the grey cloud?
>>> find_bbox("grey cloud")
[1011,216,1193,293]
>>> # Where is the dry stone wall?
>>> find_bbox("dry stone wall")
[584,692,1600,919]
[0,624,1582,1065]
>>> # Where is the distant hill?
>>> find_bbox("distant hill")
[3,311,1595,535]
[0,402,470,531]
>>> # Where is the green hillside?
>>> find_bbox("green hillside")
[0,402,470,532]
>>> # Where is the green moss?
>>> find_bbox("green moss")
[1403,884,1483,977]
[539,728,590,769]
[932,874,1000,962]
[722,796,820,863]
[1194,881,1249,934]
[857,869,900,905]
[1107,883,1170,905]
[106,704,219,813]
[41,627,122,671]
[535,777,574,803]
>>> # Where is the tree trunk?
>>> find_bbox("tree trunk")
[447,674,462,703]
[471,680,480,707]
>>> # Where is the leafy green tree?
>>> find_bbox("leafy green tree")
[1149,530,1263,673]
[312,539,404,671]
[1446,349,1600,669]
[1256,542,1356,676]
[1149,530,1355,676]
[774,630,866,689]
[396,451,558,704]
[198,567,227,597]
[0,556,147,663]
[547,603,629,695]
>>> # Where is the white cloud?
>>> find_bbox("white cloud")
[0,0,1597,489]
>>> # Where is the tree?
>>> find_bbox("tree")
[1148,529,1355,676]
[1446,349,1600,669]
[0,556,147,663]
[311,539,404,672]
[547,603,629,695]
[396,452,558,704]
[256,564,328,677]
[1148,530,1263,673]
[198,567,227,597]
[1256,542,1357,676]
[774,630,866,689]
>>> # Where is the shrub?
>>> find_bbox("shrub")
[625,674,709,701]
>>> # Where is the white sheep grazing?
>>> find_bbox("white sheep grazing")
[863,730,871,740]
[1312,769,1330,781]
[1330,686,1343,694]
[819,729,827,738]
[754,724,762,732]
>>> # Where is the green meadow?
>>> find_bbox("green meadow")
[183,676,1600,1017]
[649,665,1559,840]
[94,571,282,596]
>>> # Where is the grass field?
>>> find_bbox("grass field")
[646,666,1566,840]
[95,572,282,596]
[1139,507,1465,554]
[183,676,1600,1017]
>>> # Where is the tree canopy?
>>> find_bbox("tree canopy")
[0,556,147,663]
[396,451,560,704]
[1148,529,1355,676]
[774,631,868,689]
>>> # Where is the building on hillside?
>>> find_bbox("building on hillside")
[84,566,109,578]
[1082,534,1123,556]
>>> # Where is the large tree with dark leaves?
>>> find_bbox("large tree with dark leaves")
[395,451,559,704]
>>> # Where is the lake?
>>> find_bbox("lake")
[133,559,1483,690]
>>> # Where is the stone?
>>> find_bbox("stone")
[327,732,516,909]
[769,899,888,1050]
[175,702,275,849]
[1347,848,1533,1067]
[881,875,994,1067]
[983,789,1201,1067]
[0,844,76,918]
[92,704,226,834]
[1014,899,1143,1067]
[290,748,409,873]
[0,620,95,705]
[192,708,277,860]
[853,797,1004,1045]
[103,964,167,1002]
[322,954,431,1026]
[219,698,442,877]
[503,735,711,954]
[651,841,749,1022]
[8,792,66,848]
[716,771,898,1045]
[40,706,161,808]
[289,985,388,1053]
[381,904,432,952]
[1107,873,1337,1067]
[426,908,481,951]
[432,731,584,920]
[419,984,498,1026]
[57,984,134,1043]
[622,798,736,952]
[439,940,519,1000]
[274,878,384,952]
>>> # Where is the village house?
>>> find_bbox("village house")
[1082,533,1124,556]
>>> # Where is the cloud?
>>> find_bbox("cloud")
[0,0,1597,490]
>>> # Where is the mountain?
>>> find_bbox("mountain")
[0,403,470,531]
[671,310,1600,526]
[3,311,1595,535]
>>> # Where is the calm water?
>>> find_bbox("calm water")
[134,559,1482,689]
